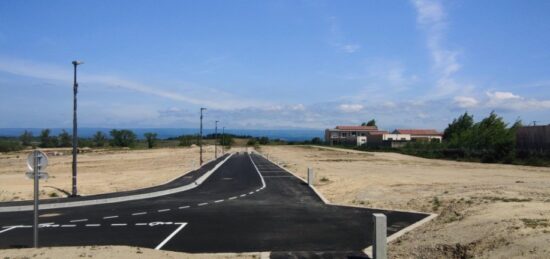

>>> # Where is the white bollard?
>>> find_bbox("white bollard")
[373,213,387,259]
[307,167,314,186]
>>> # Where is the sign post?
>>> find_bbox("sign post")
[26,150,48,248]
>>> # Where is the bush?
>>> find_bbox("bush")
[0,140,23,152]
[109,129,137,147]
[144,132,158,149]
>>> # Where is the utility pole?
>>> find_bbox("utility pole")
[199,107,206,165]
[71,60,83,197]
[214,120,219,159]
[533,121,538,126]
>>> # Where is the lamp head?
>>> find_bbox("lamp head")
[72,60,84,66]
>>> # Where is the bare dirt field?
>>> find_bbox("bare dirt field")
[0,146,220,201]
[0,246,264,259]
[259,145,550,259]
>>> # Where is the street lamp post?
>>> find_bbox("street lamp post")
[71,60,83,197]
[214,120,219,159]
[222,126,225,155]
[199,107,206,165]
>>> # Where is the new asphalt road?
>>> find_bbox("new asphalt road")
[0,152,430,257]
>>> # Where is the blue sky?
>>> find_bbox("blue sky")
[1,0,549,130]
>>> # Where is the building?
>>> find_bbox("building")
[392,129,443,142]
[516,125,550,153]
[324,125,380,146]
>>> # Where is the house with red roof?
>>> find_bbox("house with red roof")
[392,129,443,142]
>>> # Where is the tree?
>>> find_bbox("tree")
[220,134,234,147]
[179,135,197,147]
[443,112,474,141]
[311,137,322,144]
[92,131,107,147]
[39,129,57,148]
[246,138,257,146]
[109,129,137,147]
[19,130,33,146]
[259,136,270,145]
[57,130,72,147]
[144,132,158,149]
[361,119,376,127]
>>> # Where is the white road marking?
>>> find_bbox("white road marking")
[158,209,171,213]
[132,212,147,216]
[61,224,76,227]
[228,196,237,200]
[40,224,59,228]
[85,224,100,227]
[240,194,247,197]
[103,215,118,219]
[178,206,190,209]
[0,226,18,234]
[214,199,224,203]
[155,222,188,250]
[111,223,127,226]
[70,219,88,223]
[136,223,147,226]
[248,192,254,195]
[256,189,261,192]
[198,202,208,206]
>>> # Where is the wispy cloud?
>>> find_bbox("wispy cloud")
[338,104,364,112]
[412,0,466,97]
[327,16,361,54]
[0,57,265,110]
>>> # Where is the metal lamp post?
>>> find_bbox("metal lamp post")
[221,126,225,154]
[71,60,83,197]
[199,107,206,165]
[214,120,219,159]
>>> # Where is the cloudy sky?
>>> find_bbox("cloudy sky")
[1,0,549,130]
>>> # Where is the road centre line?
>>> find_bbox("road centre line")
[155,223,188,250]
[61,224,76,227]
[229,196,237,200]
[249,192,254,195]
[136,223,147,226]
[214,199,224,203]
[111,223,127,226]
[103,215,118,219]
[70,219,88,223]
[158,209,171,213]
[198,202,208,206]
[240,194,247,197]
[178,206,190,209]
[132,212,147,216]
[85,224,100,227]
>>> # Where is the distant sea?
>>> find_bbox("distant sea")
[0,128,324,142]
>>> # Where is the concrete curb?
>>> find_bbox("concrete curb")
[0,153,233,213]
[254,150,438,257]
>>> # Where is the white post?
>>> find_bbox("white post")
[307,167,314,186]
[373,213,387,259]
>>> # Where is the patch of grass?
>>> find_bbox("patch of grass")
[48,192,59,198]
[320,176,329,182]
[521,218,550,229]
[482,196,532,202]
[432,196,441,211]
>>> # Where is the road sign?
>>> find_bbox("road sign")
[25,171,49,180]
[27,150,48,171]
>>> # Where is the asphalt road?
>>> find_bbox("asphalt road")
[0,152,429,257]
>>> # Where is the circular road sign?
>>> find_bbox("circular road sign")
[27,150,48,171]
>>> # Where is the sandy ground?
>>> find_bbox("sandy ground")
[0,246,264,259]
[259,145,550,259]
[0,146,223,201]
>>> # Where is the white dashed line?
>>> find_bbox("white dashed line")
[103,216,118,219]
[198,202,208,206]
[61,224,76,227]
[0,226,18,234]
[240,194,247,197]
[178,206,190,209]
[136,223,147,226]
[158,209,171,213]
[228,196,237,200]
[70,219,88,223]
[132,212,147,216]
[85,224,100,227]
[248,192,254,195]
[111,223,127,227]
[214,199,224,203]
